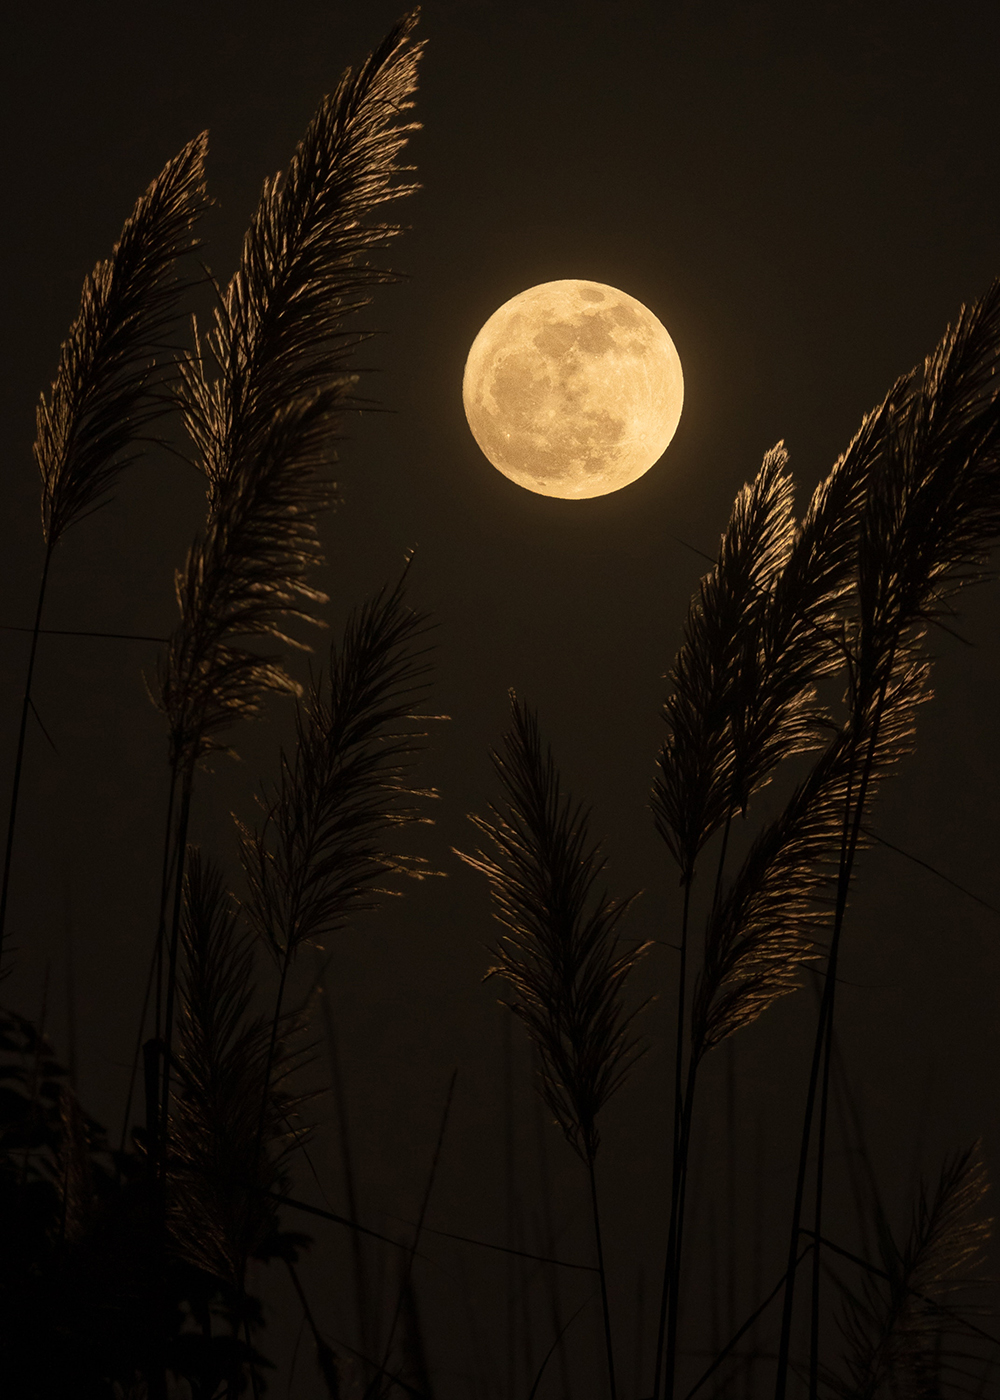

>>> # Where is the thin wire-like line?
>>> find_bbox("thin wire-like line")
[270,1190,598,1271]
[0,624,167,643]
[799,1228,1000,1347]
[28,700,59,755]
[862,825,1000,921]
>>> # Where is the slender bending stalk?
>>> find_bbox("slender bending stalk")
[169,856,306,1397]
[775,682,889,1400]
[462,697,647,1400]
[149,770,193,1400]
[772,982,830,1400]
[0,545,54,971]
[652,878,692,1400]
[117,763,178,1165]
[251,944,294,1184]
[663,1057,699,1400]
[656,808,733,1400]
[807,678,893,1393]
[154,767,180,1044]
[588,1158,618,1400]
[158,771,195,1168]
[808,970,837,1400]
[321,981,372,1359]
[11,132,208,962]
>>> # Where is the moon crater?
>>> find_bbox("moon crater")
[462,280,683,499]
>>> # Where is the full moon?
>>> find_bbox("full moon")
[462,279,683,499]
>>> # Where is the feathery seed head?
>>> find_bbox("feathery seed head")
[36,132,209,548]
[462,695,648,1165]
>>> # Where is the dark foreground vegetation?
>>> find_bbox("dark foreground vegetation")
[2,10,999,1398]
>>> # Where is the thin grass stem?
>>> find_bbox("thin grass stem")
[0,543,54,972]
[726,1037,738,1356]
[118,764,178,1182]
[527,1293,596,1400]
[244,1313,261,1400]
[808,973,837,1400]
[774,671,891,1400]
[155,766,180,1045]
[367,1071,457,1398]
[321,976,372,1361]
[683,1247,813,1400]
[653,875,693,1400]
[664,1056,699,1400]
[158,770,194,1164]
[588,1156,618,1400]
[657,809,733,1400]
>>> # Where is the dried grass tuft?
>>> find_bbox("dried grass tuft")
[653,444,798,881]
[462,694,648,1166]
[690,646,929,1060]
[835,1145,992,1400]
[160,11,424,771]
[169,853,311,1288]
[239,567,437,965]
[57,1086,93,1245]
[36,132,209,549]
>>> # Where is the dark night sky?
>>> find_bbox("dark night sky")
[4,3,1000,1395]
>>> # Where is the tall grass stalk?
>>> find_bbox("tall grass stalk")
[366,1070,456,1398]
[652,446,802,1400]
[831,1144,992,1397]
[153,11,425,1221]
[0,132,208,974]
[320,974,373,1362]
[462,694,650,1400]
[775,278,1000,1400]
[654,371,930,1397]
[168,853,311,1394]
[239,572,434,1180]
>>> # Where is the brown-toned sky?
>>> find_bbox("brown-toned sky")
[4,4,1000,1395]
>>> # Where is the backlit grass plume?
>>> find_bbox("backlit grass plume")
[238,567,436,971]
[776,279,1000,1400]
[158,386,347,771]
[161,11,424,771]
[834,1145,992,1400]
[0,132,209,973]
[653,444,799,883]
[462,694,647,1400]
[462,694,641,1394]
[463,695,647,1166]
[653,374,916,897]
[37,131,209,550]
[238,567,436,1257]
[179,9,423,496]
[855,279,1000,702]
[653,407,919,1400]
[169,853,309,1288]
[152,13,425,1198]
[690,648,928,1062]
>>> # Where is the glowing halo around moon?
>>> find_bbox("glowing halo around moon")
[462,279,683,500]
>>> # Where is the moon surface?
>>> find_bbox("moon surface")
[462,279,683,499]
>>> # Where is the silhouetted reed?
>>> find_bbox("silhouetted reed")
[162,4,424,772]
[776,279,1000,1400]
[169,852,310,1290]
[651,435,898,1400]
[832,1144,992,1400]
[462,693,650,1400]
[236,567,437,1363]
[37,134,211,554]
[0,131,209,974]
[637,283,1000,1400]
[238,568,436,975]
[149,19,426,1303]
